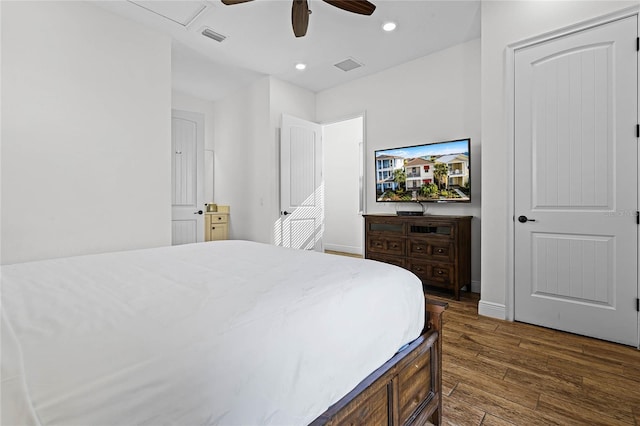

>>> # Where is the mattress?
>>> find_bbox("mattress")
[1,240,425,425]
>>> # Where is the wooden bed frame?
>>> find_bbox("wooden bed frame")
[311,298,448,426]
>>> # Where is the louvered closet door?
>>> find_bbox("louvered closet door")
[514,16,638,346]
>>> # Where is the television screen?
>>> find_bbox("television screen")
[375,138,470,203]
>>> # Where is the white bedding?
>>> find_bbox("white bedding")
[1,240,424,426]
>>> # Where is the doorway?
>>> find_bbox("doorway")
[322,115,365,256]
[278,114,365,254]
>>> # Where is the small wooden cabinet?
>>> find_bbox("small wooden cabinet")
[205,206,229,241]
[364,214,471,300]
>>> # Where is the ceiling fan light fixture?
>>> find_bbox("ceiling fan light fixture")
[221,0,376,38]
[382,21,397,32]
[295,63,307,71]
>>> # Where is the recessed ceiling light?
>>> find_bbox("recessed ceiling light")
[295,63,307,71]
[382,22,397,32]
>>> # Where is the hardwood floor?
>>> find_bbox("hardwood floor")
[325,251,639,424]
[431,292,640,426]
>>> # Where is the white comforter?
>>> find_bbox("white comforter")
[1,240,424,426]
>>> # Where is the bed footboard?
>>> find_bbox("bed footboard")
[311,298,448,426]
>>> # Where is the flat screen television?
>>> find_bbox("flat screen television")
[375,138,470,203]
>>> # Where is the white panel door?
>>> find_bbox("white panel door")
[514,16,638,346]
[171,110,205,245]
[280,114,323,251]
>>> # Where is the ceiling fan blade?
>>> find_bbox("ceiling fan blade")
[221,0,254,5]
[291,0,309,38]
[322,0,375,15]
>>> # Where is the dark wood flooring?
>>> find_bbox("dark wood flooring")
[430,292,640,426]
[324,251,639,425]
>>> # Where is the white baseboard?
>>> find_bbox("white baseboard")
[324,244,362,256]
[478,300,506,320]
[461,280,481,294]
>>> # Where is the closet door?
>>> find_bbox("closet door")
[171,110,205,245]
[514,16,638,346]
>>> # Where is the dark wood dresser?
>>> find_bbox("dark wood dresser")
[364,214,472,300]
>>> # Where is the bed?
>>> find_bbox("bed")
[1,240,445,425]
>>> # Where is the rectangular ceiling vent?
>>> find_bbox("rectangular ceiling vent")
[202,28,227,43]
[334,58,363,72]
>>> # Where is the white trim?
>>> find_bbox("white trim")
[478,300,506,320]
[470,280,481,294]
[505,5,640,324]
[505,43,516,322]
[508,5,640,52]
[323,244,363,256]
[637,9,640,352]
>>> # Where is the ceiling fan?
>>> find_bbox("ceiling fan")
[221,0,376,37]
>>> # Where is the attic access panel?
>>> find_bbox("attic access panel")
[128,1,207,27]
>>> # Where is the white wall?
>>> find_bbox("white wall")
[212,77,270,241]
[1,1,172,264]
[480,0,638,317]
[323,117,363,255]
[316,39,482,287]
[212,76,315,243]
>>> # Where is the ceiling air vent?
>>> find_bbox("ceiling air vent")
[334,58,363,72]
[202,28,227,43]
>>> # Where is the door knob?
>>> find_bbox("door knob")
[282,211,291,216]
[518,215,535,223]
[194,210,203,215]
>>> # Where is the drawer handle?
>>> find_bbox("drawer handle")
[437,249,444,254]
[212,226,216,230]
[391,243,398,248]
[415,267,423,272]
[416,246,423,251]
[218,217,222,220]
[437,270,444,275]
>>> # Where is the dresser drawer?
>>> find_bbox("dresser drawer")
[408,222,455,239]
[408,261,454,287]
[408,240,454,262]
[209,214,228,224]
[397,344,433,424]
[330,383,390,426]
[366,218,405,235]
[367,236,405,256]
[367,253,406,269]
[364,214,471,300]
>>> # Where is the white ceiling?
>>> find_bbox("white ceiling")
[96,0,481,102]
